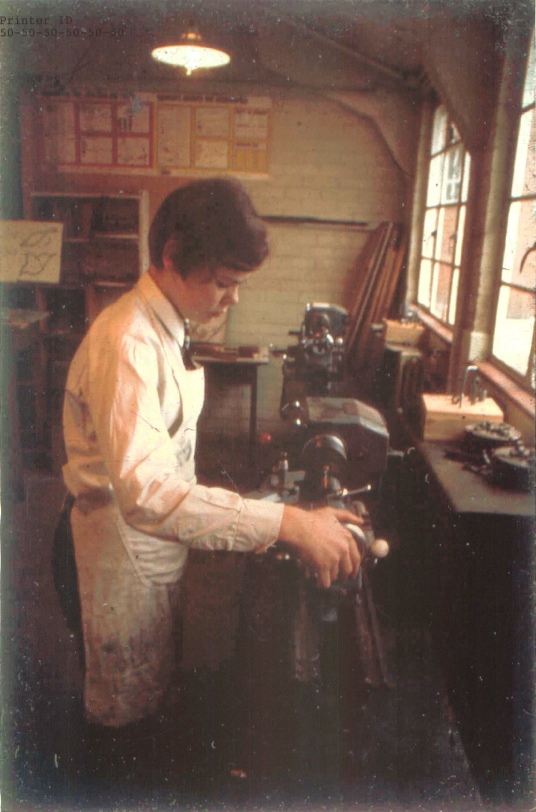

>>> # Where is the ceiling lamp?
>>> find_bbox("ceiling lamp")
[151,30,231,76]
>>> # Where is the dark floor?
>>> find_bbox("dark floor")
[0,437,507,812]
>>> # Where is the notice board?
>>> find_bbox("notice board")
[38,93,271,176]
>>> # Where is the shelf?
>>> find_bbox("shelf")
[40,282,86,291]
[63,234,138,243]
[92,233,139,241]
[31,192,144,250]
[90,279,134,288]
[31,191,142,200]
[14,189,150,470]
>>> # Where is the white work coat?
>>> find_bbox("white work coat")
[63,272,283,725]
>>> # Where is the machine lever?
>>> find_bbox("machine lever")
[345,523,389,560]
[341,484,373,498]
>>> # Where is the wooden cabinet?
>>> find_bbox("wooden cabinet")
[2,190,149,472]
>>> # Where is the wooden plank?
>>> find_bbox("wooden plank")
[378,226,408,321]
[347,223,403,378]
[346,223,392,367]
[346,225,386,319]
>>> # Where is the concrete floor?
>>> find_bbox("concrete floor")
[1,445,488,812]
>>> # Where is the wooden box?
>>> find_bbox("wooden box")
[383,319,425,346]
[419,393,504,442]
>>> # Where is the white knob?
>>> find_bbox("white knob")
[345,523,389,559]
[370,538,390,559]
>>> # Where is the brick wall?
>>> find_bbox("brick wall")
[200,95,411,439]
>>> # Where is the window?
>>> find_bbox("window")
[417,105,471,326]
[491,38,535,386]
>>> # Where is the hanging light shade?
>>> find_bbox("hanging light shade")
[151,30,231,76]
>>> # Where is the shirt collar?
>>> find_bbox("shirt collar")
[136,272,186,347]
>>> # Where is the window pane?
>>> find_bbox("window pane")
[522,37,535,109]
[501,199,536,289]
[420,107,469,326]
[442,144,463,203]
[511,107,535,198]
[448,267,459,325]
[435,206,457,263]
[422,208,438,258]
[461,152,471,202]
[448,120,461,144]
[427,155,443,206]
[430,261,452,322]
[431,106,448,155]
[493,285,534,375]
[418,258,432,307]
[455,205,466,265]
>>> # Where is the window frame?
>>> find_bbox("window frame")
[490,38,535,391]
[416,104,471,328]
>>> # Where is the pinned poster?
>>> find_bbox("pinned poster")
[0,221,63,284]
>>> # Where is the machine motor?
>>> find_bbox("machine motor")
[281,395,390,491]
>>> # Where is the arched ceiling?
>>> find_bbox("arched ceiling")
[3,0,528,96]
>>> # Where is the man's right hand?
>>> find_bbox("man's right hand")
[278,504,362,589]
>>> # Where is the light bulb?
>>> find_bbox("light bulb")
[151,32,230,75]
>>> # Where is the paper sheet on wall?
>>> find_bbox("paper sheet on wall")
[195,107,230,138]
[117,101,151,134]
[80,136,113,165]
[43,101,76,164]
[157,105,192,167]
[117,137,151,166]
[234,109,269,140]
[0,221,63,283]
[195,139,229,169]
[79,103,113,133]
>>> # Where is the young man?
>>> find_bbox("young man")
[62,177,361,735]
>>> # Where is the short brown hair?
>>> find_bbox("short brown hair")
[149,178,268,276]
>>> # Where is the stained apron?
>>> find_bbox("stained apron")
[72,363,204,727]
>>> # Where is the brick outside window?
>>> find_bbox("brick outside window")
[491,38,535,386]
[417,105,470,327]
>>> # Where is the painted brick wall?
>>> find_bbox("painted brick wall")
[200,95,410,440]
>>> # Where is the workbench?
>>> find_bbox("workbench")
[407,440,534,803]
[418,440,533,517]
[192,347,270,465]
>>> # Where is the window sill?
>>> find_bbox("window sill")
[475,361,535,419]
[412,305,534,419]
[412,305,453,344]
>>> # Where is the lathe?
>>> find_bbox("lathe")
[223,307,398,780]
[245,421,391,686]
[231,413,394,783]
[279,302,390,487]
[244,307,395,688]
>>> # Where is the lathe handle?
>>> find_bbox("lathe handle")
[344,523,389,559]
